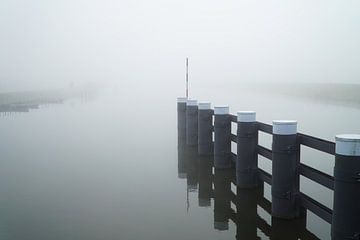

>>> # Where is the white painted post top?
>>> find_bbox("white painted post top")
[273,120,297,135]
[237,111,256,122]
[198,101,211,110]
[186,99,198,106]
[335,134,360,156]
[177,97,187,103]
[214,105,229,115]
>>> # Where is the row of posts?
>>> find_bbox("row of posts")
[177,97,360,240]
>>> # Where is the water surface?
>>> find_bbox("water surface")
[0,85,359,239]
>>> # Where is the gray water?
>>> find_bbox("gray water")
[0,85,359,239]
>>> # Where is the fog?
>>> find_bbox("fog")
[1,2,360,239]
[1,0,360,92]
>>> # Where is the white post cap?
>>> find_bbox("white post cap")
[237,111,256,122]
[177,97,187,103]
[273,120,297,135]
[198,101,211,110]
[214,105,229,115]
[335,134,360,156]
[186,99,198,106]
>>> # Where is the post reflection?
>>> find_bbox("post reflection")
[198,156,212,207]
[186,146,199,191]
[236,187,263,240]
[213,168,232,231]
[177,131,187,179]
[177,145,320,240]
[270,209,307,240]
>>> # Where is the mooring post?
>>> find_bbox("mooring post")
[214,106,232,169]
[177,97,187,138]
[332,134,360,240]
[271,120,300,219]
[186,99,198,146]
[177,97,187,178]
[198,102,213,156]
[236,111,259,188]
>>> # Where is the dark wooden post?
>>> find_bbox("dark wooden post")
[177,97,187,178]
[186,99,198,146]
[236,111,259,188]
[271,120,300,219]
[198,102,213,156]
[214,106,231,169]
[332,134,360,239]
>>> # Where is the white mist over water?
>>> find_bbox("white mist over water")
[1,0,360,92]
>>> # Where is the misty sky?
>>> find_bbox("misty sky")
[1,0,360,92]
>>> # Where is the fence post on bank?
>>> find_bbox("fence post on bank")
[236,111,259,188]
[271,120,300,219]
[331,134,360,240]
[198,102,213,156]
[186,99,198,146]
[214,106,232,169]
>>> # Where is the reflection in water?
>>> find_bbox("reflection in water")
[198,156,212,207]
[186,146,199,192]
[214,168,232,231]
[177,134,187,179]
[271,211,306,240]
[236,187,263,240]
[177,144,322,239]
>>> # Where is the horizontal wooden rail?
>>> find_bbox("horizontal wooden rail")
[297,133,335,155]
[230,114,237,123]
[258,195,272,213]
[258,168,272,185]
[231,134,237,143]
[299,163,334,190]
[257,145,273,160]
[257,121,272,134]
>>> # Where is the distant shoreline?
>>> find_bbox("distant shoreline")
[226,82,360,109]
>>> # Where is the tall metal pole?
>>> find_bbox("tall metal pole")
[186,58,189,98]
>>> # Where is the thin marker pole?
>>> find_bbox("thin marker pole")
[186,58,189,98]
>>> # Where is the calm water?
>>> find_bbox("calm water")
[0,85,359,239]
